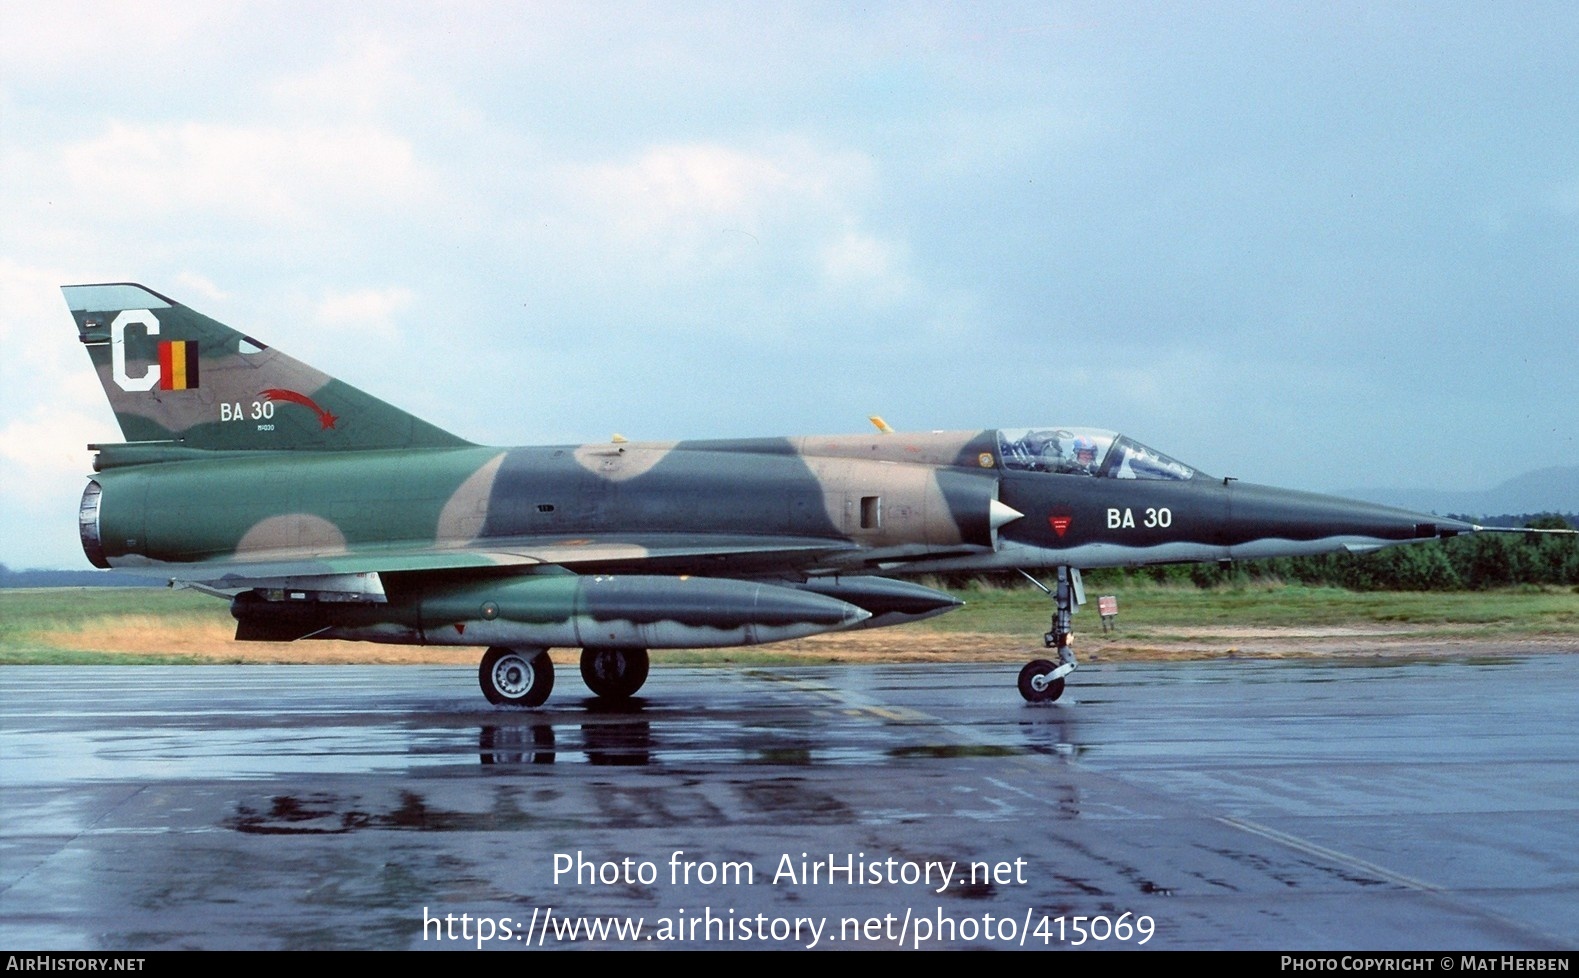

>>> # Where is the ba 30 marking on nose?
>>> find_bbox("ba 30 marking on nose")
[1108,507,1172,529]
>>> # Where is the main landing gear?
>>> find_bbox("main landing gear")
[579,648,650,701]
[1016,566,1083,703]
[480,646,555,707]
[479,647,651,707]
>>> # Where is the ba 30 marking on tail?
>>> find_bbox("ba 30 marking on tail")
[66,283,1549,707]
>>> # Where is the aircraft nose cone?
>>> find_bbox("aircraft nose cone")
[1228,484,1474,554]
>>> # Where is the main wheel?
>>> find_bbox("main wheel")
[480,646,555,707]
[580,648,650,700]
[1018,658,1065,703]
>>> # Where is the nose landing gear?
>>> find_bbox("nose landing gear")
[1017,566,1082,703]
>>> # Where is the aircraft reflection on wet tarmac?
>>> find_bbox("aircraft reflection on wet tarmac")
[472,695,1077,768]
[0,662,1090,785]
[3,658,1577,950]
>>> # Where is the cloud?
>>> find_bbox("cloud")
[1552,176,1579,217]
[818,230,915,306]
[314,286,415,336]
[59,121,433,226]
[0,409,105,505]
[538,140,948,322]
[0,262,127,565]
[266,37,411,121]
[0,411,103,569]
[0,1,226,82]
[559,141,874,274]
[0,263,115,438]
[171,273,232,304]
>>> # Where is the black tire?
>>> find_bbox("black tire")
[480,646,555,707]
[1017,659,1065,703]
[580,648,650,700]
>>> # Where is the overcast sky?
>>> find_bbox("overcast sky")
[2,2,1575,569]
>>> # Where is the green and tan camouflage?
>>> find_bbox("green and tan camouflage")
[67,283,1521,706]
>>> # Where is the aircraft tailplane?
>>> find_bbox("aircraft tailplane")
[63,283,471,454]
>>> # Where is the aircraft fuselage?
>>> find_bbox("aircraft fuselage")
[84,430,1463,577]
[64,282,1494,706]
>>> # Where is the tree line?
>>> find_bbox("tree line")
[1085,514,1579,591]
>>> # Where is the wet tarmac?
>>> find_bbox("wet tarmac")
[2,655,1576,950]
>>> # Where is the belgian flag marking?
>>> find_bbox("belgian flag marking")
[158,340,199,390]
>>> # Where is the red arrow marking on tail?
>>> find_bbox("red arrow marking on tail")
[261,388,339,430]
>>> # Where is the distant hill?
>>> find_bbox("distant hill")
[1337,466,1578,518]
[0,565,163,588]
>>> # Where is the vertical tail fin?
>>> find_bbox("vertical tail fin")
[64,283,471,453]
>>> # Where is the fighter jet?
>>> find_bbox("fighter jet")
[65,283,1514,706]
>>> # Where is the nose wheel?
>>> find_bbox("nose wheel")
[1018,566,1082,703]
[1017,660,1066,702]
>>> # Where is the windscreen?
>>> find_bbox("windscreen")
[996,428,1199,480]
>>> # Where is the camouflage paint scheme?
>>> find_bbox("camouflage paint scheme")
[65,283,1484,705]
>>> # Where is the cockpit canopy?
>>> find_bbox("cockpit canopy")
[996,427,1201,481]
